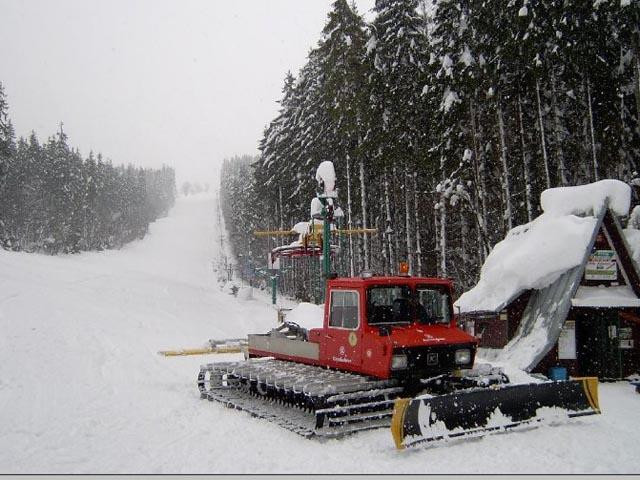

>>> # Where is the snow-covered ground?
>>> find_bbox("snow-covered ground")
[1,193,639,474]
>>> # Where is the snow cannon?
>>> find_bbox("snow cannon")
[390,377,601,449]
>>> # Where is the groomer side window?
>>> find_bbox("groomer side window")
[329,290,359,329]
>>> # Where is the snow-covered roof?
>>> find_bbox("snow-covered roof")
[541,179,630,218]
[456,214,598,313]
[456,180,631,313]
[572,285,640,308]
[497,266,584,371]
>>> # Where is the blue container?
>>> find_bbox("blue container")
[548,366,568,381]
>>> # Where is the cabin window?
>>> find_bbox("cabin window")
[367,286,412,324]
[367,285,452,325]
[415,287,451,325]
[329,290,359,329]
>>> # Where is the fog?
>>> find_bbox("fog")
[0,0,375,186]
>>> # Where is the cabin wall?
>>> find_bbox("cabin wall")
[469,313,507,348]
[619,311,640,377]
[462,291,532,349]
[533,307,640,379]
[461,208,640,378]
[532,344,581,378]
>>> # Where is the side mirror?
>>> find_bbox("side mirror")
[378,325,392,336]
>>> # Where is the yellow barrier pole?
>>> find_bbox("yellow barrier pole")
[158,345,246,357]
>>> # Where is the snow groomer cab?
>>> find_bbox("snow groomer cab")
[306,266,478,387]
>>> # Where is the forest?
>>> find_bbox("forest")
[0,83,176,254]
[220,0,640,302]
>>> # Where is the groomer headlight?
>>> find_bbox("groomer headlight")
[455,349,471,365]
[391,354,408,370]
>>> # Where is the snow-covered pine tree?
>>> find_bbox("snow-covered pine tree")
[234,0,640,301]
[317,0,369,276]
[367,0,430,275]
[428,0,490,282]
[0,82,17,248]
[0,90,176,254]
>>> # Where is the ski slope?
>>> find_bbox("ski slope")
[1,193,639,474]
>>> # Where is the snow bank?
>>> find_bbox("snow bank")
[476,351,543,384]
[237,286,254,301]
[283,302,324,331]
[0,194,284,474]
[498,313,557,370]
[456,214,597,312]
[628,205,640,229]
[541,179,630,217]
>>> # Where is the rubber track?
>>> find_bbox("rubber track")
[198,358,402,438]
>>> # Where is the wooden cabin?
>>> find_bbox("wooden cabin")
[460,207,640,380]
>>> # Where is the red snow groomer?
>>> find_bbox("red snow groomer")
[198,267,601,447]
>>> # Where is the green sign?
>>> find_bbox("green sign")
[585,250,617,281]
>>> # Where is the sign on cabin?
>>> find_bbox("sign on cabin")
[585,250,617,281]
[619,327,634,349]
[558,321,577,360]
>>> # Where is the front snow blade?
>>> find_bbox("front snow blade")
[391,377,600,449]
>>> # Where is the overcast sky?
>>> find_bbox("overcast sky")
[0,0,375,186]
